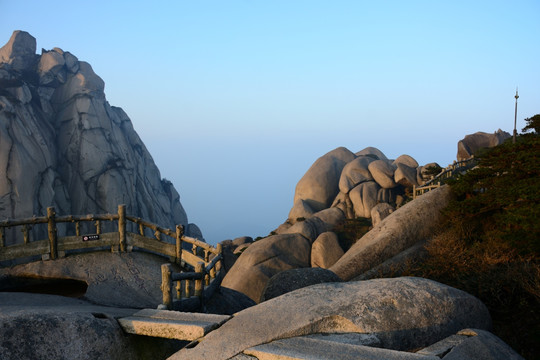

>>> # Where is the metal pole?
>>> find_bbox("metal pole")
[513,88,519,144]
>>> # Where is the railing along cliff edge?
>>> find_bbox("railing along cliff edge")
[0,204,222,310]
[413,156,476,199]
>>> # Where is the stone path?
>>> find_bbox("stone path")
[118,309,231,341]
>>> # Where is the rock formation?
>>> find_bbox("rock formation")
[0,31,199,242]
[169,277,492,360]
[284,145,434,231]
[456,129,510,160]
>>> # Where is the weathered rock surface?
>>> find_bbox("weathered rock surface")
[418,329,524,360]
[0,30,198,243]
[370,202,394,227]
[260,267,341,302]
[221,233,311,303]
[368,160,398,189]
[456,129,510,161]
[349,181,381,218]
[0,251,177,308]
[311,231,344,269]
[338,155,375,194]
[0,292,184,360]
[168,277,492,360]
[330,185,452,281]
[291,147,356,214]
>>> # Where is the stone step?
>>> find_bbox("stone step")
[118,309,231,341]
[241,337,440,360]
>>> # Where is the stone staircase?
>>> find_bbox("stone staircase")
[118,309,231,341]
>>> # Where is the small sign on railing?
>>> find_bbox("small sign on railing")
[82,234,100,241]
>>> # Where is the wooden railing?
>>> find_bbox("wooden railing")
[413,157,477,199]
[0,204,222,310]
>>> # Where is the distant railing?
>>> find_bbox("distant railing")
[413,157,476,199]
[0,204,223,310]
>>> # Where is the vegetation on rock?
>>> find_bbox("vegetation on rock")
[391,116,540,359]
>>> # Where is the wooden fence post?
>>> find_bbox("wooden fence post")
[118,204,126,252]
[175,225,183,265]
[47,207,58,260]
[216,243,223,272]
[195,262,204,298]
[161,263,173,310]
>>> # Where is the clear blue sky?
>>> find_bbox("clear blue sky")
[1,1,539,244]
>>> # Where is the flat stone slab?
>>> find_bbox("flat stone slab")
[118,309,231,340]
[242,337,440,360]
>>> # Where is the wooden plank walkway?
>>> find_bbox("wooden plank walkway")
[118,309,231,341]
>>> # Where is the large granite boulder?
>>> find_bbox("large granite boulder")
[0,252,177,308]
[349,181,380,218]
[290,147,356,216]
[368,160,397,189]
[260,267,341,302]
[168,277,492,360]
[311,231,344,269]
[0,31,197,243]
[221,233,311,303]
[0,293,184,360]
[338,155,375,194]
[0,30,37,71]
[456,130,510,161]
[330,185,452,281]
[418,328,524,360]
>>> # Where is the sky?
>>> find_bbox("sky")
[1,1,539,245]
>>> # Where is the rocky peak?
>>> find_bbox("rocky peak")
[0,30,200,243]
[0,30,37,71]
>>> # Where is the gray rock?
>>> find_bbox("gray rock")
[283,207,345,243]
[0,252,177,308]
[292,147,356,213]
[392,154,419,168]
[311,231,344,269]
[456,130,510,161]
[417,328,524,360]
[349,181,380,218]
[168,277,491,360]
[370,202,394,227]
[0,293,184,360]
[330,192,355,219]
[368,160,398,189]
[260,267,341,302]
[0,30,37,71]
[338,155,375,194]
[243,336,439,360]
[232,236,254,247]
[355,146,388,160]
[288,199,315,222]
[221,233,311,303]
[0,31,193,241]
[394,162,419,188]
[330,185,452,281]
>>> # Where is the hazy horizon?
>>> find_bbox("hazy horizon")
[1,1,539,244]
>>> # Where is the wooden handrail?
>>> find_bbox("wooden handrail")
[0,205,219,269]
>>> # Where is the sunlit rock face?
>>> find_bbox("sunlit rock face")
[457,130,510,160]
[0,31,196,242]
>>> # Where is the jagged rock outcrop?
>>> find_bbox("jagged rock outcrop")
[0,31,198,242]
[456,129,510,161]
[169,277,492,360]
